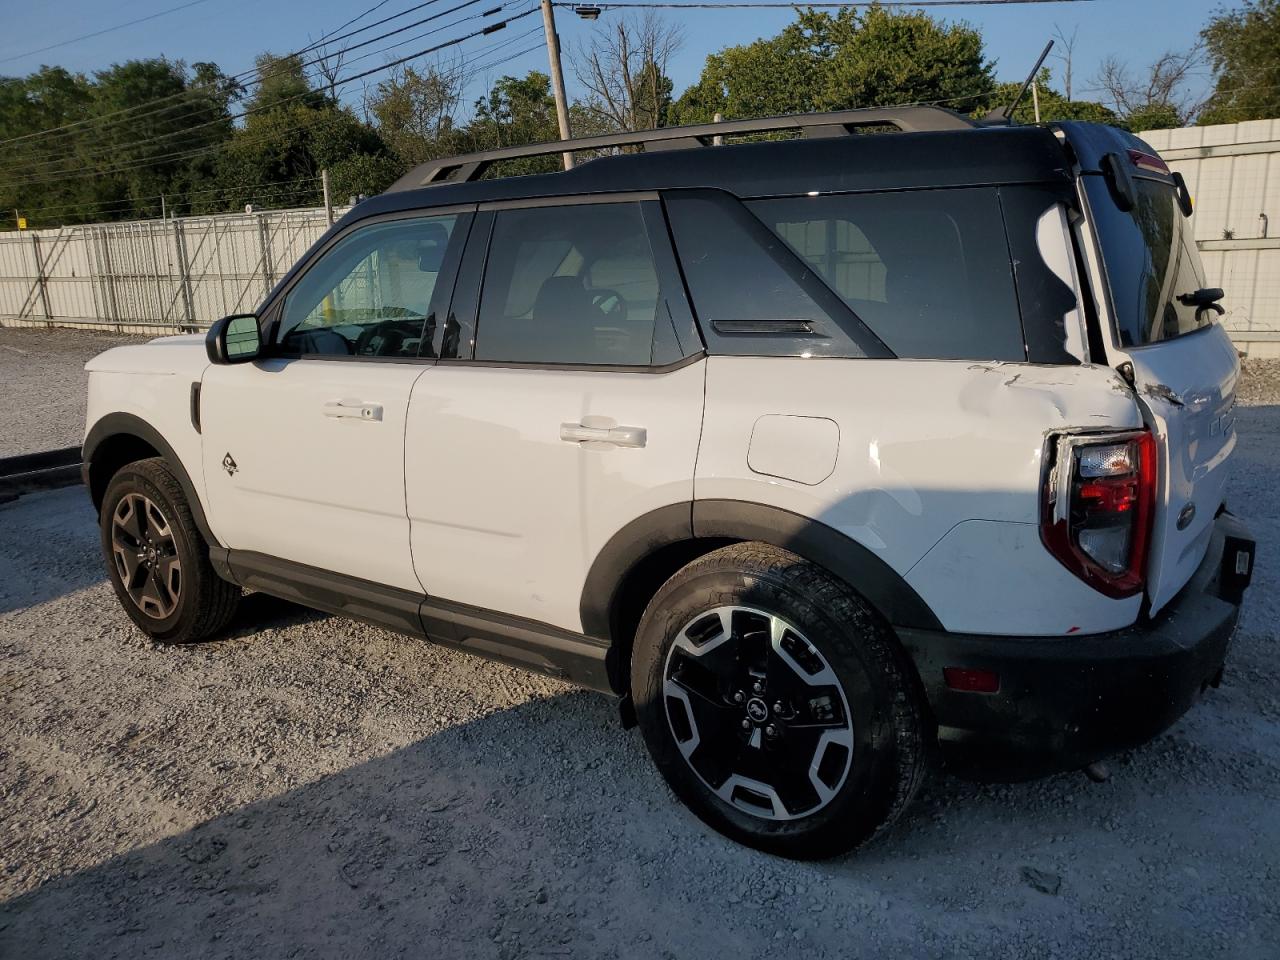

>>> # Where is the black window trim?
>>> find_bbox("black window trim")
[664,187,897,361]
[262,203,478,365]
[436,191,708,374]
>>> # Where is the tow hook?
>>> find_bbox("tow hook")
[1082,761,1110,783]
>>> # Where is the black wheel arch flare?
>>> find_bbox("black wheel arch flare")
[581,499,945,692]
[82,412,220,549]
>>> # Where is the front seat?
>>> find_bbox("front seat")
[531,276,598,363]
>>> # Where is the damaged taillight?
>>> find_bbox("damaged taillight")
[1040,431,1157,599]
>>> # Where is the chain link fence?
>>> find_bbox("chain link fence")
[0,206,348,336]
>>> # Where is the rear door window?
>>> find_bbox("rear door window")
[1082,176,1212,346]
[747,188,1026,361]
[473,200,691,366]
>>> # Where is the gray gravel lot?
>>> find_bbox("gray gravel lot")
[0,343,1277,959]
[0,327,147,458]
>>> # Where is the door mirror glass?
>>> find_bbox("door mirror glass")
[206,313,262,364]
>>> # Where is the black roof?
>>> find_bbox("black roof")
[353,123,1073,223]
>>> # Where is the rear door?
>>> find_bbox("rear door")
[1080,156,1240,614]
[404,195,705,634]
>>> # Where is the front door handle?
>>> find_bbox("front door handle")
[323,399,383,421]
[560,422,647,448]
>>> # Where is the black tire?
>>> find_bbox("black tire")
[99,457,240,644]
[631,542,928,859]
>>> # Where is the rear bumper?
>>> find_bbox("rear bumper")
[898,511,1255,779]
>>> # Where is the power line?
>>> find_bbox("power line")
[0,0,214,66]
[0,0,454,145]
[557,0,1093,5]
[3,8,542,188]
[3,0,512,172]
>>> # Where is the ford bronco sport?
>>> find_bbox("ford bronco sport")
[83,108,1255,858]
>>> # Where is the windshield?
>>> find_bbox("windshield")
[1084,174,1213,347]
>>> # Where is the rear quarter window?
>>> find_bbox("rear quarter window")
[747,188,1026,361]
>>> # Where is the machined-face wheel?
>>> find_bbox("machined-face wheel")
[110,492,182,620]
[663,605,854,822]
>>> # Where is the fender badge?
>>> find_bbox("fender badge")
[222,453,238,477]
[1176,502,1196,531]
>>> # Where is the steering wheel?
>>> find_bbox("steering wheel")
[590,288,627,321]
[354,320,409,357]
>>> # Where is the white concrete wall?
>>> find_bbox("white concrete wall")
[1141,120,1280,357]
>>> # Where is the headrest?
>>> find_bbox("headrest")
[417,222,451,272]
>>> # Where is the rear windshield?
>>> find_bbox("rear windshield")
[1083,175,1212,347]
[747,188,1026,361]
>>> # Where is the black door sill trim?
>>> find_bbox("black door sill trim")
[225,550,612,693]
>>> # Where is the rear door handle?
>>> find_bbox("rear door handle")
[560,422,647,448]
[323,399,383,421]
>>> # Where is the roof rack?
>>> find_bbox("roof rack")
[386,105,977,192]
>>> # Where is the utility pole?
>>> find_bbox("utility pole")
[1031,81,1041,123]
[321,169,334,225]
[540,0,574,170]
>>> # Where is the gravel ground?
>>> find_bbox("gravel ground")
[0,349,1277,959]
[0,327,147,458]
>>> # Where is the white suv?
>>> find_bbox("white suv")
[82,109,1255,858]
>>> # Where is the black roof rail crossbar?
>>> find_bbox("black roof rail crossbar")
[387,106,977,191]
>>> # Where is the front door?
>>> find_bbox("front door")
[200,210,470,592]
[405,197,706,633]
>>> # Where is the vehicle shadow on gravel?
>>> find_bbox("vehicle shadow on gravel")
[0,490,104,616]
[3,677,1276,960]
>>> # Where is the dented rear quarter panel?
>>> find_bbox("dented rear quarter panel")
[696,356,1145,636]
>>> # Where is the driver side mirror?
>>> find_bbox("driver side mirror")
[206,313,262,364]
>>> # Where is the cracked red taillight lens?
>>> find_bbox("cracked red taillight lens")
[1040,431,1157,599]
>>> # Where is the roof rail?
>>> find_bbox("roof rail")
[386,106,977,192]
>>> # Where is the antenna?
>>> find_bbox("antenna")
[988,40,1054,125]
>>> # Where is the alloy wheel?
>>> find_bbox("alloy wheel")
[110,492,182,620]
[662,605,854,821]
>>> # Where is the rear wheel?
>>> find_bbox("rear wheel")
[100,457,240,644]
[631,543,927,859]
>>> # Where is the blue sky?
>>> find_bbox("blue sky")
[0,0,1222,114]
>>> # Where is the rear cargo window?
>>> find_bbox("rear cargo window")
[748,188,1026,361]
[1083,176,1212,347]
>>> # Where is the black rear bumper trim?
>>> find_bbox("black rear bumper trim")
[897,511,1253,778]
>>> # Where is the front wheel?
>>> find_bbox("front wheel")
[100,457,240,644]
[631,543,928,859]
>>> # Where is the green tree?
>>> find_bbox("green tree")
[248,53,323,116]
[210,101,396,212]
[670,6,995,125]
[0,67,95,225]
[89,58,237,219]
[366,62,465,166]
[0,59,240,226]
[462,71,562,176]
[983,70,1119,125]
[820,5,993,112]
[1200,0,1280,124]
